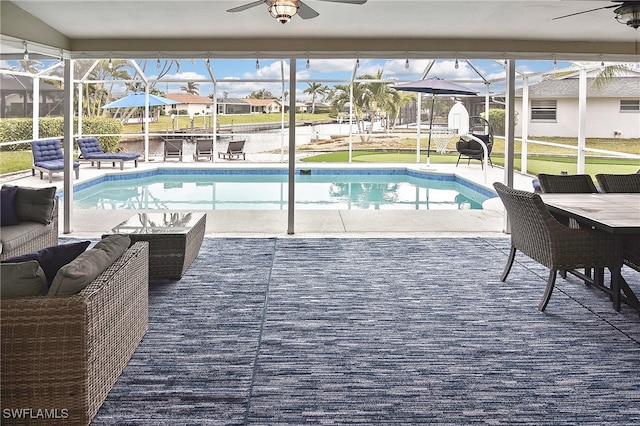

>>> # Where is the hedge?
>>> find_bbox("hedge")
[0,117,123,152]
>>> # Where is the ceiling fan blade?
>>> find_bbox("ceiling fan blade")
[553,3,619,20]
[316,0,368,4]
[227,0,266,13]
[298,2,320,19]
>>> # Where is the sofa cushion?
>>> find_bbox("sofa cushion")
[2,241,91,286]
[0,222,53,252]
[0,260,48,297]
[0,185,19,226]
[5,185,57,224]
[48,235,131,296]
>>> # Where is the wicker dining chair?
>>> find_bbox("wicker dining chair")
[595,173,640,274]
[537,173,598,194]
[493,183,623,311]
[595,173,640,194]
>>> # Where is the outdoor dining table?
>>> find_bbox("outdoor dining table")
[539,193,640,313]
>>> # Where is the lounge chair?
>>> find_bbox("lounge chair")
[193,138,214,161]
[77,137,140,170]
[218,140,246,160]
[163,138,183,161]
[31,139,80,183]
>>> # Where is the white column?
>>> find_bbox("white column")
[577,67,587,174]
[287,58,296,235]
[503,59,516,233]
[521,75,530,174]
[32,78,39,140]
[63,59,74,234]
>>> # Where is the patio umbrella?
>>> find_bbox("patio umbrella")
[101,92,176,109]
[393,78,477,166]
[102,93,177,163]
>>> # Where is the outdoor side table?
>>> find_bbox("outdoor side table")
[104,212,206,280]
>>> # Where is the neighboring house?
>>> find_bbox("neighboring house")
[245,98,281,114]
[216,97,250,115]
[0,74,63,118]
[515,73,640,139]
[164,93,212,116]
[299,101,329,113]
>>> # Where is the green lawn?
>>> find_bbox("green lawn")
[300,151,639,176]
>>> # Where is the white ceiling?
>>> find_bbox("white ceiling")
[1,0,639,61]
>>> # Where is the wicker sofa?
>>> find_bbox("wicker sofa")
[1,241,149,425]
[0,187,59,261]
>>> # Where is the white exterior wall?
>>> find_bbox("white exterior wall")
[515,98,640,139]
[186,103,212,116]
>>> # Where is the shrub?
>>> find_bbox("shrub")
[0,117,122,152]
[482,109,518,136]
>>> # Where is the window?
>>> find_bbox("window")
[620,100,640,112]
[531,100,557,121]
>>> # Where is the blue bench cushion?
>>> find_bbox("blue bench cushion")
[34,160,79,170]
[83,152,140,160]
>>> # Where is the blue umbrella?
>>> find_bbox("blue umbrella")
[394,78,477,164]
[102,92,176,109]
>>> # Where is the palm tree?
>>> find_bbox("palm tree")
[248,89,274,99]
[180,81,199,95]
[303,82,327,114]
[13,59,43,74]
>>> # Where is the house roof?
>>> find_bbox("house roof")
[0,74,62,92]
[165,93,212,104]
[216,98,249,105]
[516,77,640,99]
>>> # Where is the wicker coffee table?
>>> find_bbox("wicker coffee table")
[105,212,206,280]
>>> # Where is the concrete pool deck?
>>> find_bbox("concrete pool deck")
[2,160,536,239]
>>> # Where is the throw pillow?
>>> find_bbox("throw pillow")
[0,185,20,226]
[0,260,48,297]
[93,234,132,257]
[48,235,131,296]
[2,241,91,286]
[8,185,57,224]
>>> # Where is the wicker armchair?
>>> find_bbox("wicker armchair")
[493,183,623,311]
[1,242,149,425]
[0,197,59,261]
[595,173,640,273]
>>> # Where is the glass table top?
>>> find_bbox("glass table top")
[109,212,206,235]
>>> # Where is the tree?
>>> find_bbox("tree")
[248,89,274,99]
[180,81,199,95]
[13,59,43,74]
[303,82,327,114]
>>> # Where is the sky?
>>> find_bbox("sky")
[3,57,583,101]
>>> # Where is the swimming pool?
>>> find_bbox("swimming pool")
[70,168,496,210]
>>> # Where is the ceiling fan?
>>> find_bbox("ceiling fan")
[227,0,368,24]
[553,1,640,29]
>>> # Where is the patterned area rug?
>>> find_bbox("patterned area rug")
[90,237,640,425]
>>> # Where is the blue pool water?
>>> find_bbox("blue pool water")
[70,169,496,210]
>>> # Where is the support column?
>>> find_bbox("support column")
[577,67,587,174]
[63,59,74,234]
[503,59,516,233]
[287,58,296,235]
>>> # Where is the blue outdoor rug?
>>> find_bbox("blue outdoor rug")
[89,237,640,425]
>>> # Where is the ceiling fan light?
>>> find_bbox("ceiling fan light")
[615,4,640,29]
[269,0,299,24]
